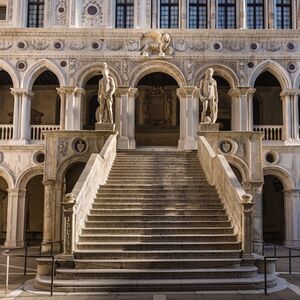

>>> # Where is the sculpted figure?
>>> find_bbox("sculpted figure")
[199,68,219,124]
[141,31,172,57]
[97,63,116,124]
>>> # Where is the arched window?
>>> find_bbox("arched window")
[275,0,292,29]
[115,0,134,28]
[217,0,236,29]
[189,0,208,28]
[160,0,179,28]
[247,0,264,29]
[27,0,44,28]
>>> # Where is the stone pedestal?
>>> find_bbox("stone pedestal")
[95,123,116,131]
[198,122,219,133]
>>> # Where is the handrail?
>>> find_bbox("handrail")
[253,240,300,294]
[198,136,253,255]
[1,240,63,296]
[62,133,118,255]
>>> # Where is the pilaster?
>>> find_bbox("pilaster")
[239,0,247,29]
[177,86,199,150]
[10,88,23,140]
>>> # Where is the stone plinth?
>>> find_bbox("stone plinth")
[95,123,116,131]
[198,122,219,133]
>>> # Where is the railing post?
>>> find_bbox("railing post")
[241,194,254,256]
[61,193,76,258]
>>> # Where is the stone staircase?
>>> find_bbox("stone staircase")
[35,150,276,292]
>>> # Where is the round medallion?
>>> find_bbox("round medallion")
[16,61,27,71]
[33,151,45,164]
[87,5,98,16]
[72,138,88,154]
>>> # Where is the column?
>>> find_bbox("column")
[280,90,293,142]
[290,90,300,140]
[73,88,86,130]
[42,180,56,250]
[284,190,300,246]
[247,88,256,131]
[10,88,22,140]
[177,86,199,150]
[210,0,216,29]
[56,88,67,130]
[181,0,187,28]
[115,87,138,149]
[62,86,77,130]
[228,88,241,131]
[5,189,26,248]
[269,0,276,29]
[19,89,33,143]
[239,0,247,29]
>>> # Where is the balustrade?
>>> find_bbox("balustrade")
[253,126,283,141]
[30,125,60,141]
[0,125,13,140]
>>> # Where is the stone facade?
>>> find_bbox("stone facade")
[0,0,299,248]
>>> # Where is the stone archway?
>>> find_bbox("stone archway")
[135,72,180,146]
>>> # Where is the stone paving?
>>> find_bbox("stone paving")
[1,246,300,299]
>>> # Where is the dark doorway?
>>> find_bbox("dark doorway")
[65,162,86,194]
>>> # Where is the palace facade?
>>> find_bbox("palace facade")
[0,0,299,255]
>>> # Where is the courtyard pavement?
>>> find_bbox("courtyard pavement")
[1,246,300,300]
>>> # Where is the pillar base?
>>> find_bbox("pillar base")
[95,123,115,131]
[117,137,136,149]
[178,138,197,150]
[4,240,24,248]
[198,122,220,133]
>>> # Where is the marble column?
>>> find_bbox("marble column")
[181,0,187,28]
[19,89,33,143]
[210,0,216,29]
[269,0,276,29]
[10,88,23,140]
[280,90,293,142]
[42,180,56,250]
[63,86,77,130]
[228,88,241,131]
[290,90,300,140]
[115,87,138,149]
[247,88,256,131]
[56,87,67,130]
[284,190,300,246]
[5,189,26,248]
[177,86,199,150]
[73,88,86,130]
[239,0,247,29]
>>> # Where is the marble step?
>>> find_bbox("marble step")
[76,241,241,251]
[81,227,234,235]
[95,195,221,200]
[91,203,224,209]
[78,234,237,243]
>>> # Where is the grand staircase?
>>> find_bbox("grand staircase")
[35,150,276,292]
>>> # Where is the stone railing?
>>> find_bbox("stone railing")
[198,136,253,256]
[31,125,60,141]
[0,125,13,140]
[61,133,117,256]
[253,125,283,141]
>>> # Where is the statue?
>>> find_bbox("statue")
[141,31,173,57]
[199,68,218,124]
[97,63,116,124]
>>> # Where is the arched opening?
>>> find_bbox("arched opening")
[0,70,14,126]
[31,70,60,128]
[253,71,283,126]
[25,175,44,245]
[0,176,8,245]
[135,72,180,146]
[83,75,103,130]
[262,175,285,244]
[229,164,243,184]
[64,162,86,194]
[215,76,231,130]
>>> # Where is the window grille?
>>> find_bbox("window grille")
[116,0,134,28]
[217,0,236,29]
[160,0,179,29]
[27,0,44,28]
[247,0,264,29]
[275,0,292,29]
[189,0,208,29]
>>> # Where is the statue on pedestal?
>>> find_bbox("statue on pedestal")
[199,68,218,124]
[97,63,116,124]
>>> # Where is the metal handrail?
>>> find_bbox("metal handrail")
[253,240,300,295]
[1,240,63,296]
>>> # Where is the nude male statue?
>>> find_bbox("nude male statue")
[97,63,116,124]
[199,68,219,124]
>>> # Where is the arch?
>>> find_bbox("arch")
[248,60,292,90]
[56,156,88,183]
[263,166,295,190]
[193,64,239,88]
[16,166,44,190]
[293,69,300,89]
[0,167,15,189]
[129,61,187,88]
[0,59,20,88]
[225,155,250,183]
[77,62,122,88]
[22,59,67,90]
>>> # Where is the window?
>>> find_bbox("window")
[217,0,236,29]
[189,0,208,28]
[275,0,292,29]
[116,0,134,28]
[27,0,44,27]
[160,0,179,28]
[0,6,6,20]
[247,0,264,29]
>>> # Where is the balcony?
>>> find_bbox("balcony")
[253,125,283,141]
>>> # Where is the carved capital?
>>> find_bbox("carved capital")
[176,86,198,98]
[280,89,300,99]
[10,88,33,99]
[115,87,138,98]
[228,88,240,98]
[74,87,86,96]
